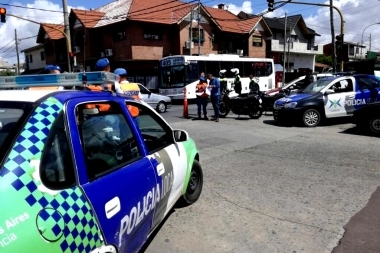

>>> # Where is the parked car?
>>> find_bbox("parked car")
[263,73,333,111]
[273,74,380,127]
[135,83,171,113]
[0,72,203,253]
[354,101,380,136]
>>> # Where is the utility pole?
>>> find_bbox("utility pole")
[329,0,336,73]
[62,0,72,72]
[282,13,287,85]
[197,0,201,55]
[287,25,291,72]
[189,7,193,55]
[14,29,20,75]
[369,33,372,53]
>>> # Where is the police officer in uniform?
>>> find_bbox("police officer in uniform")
[219,69,228,95]
[114,68,142,127]
[231,68,242,95]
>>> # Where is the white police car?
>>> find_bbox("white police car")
[273,74,380,127]
[0,72,203,253]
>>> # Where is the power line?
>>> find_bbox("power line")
[0,2,63,13]
[0,40,14,52]
[19,35,37,40]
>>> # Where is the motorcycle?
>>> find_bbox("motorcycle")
[219,90,263,119]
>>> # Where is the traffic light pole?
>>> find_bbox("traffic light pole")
[274,1,344,72]
[7,14,73,72]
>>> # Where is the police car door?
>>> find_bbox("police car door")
[66,99,158,253]
[126,101,188,230]
[324,78,355,118]
[354,76,380,107]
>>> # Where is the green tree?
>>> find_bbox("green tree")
[315,55,333,66]
[0,70,16,76]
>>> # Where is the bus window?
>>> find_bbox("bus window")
[205,61,220,77]
[159,66,185,88]
[244,62,272,77]
[220,61,234,77]
[198,61,206,75]
[233,62,244,77]
[186,63,199,84]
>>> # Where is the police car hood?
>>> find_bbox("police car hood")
[275,93,313,105]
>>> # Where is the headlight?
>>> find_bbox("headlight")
[284,102,297,108]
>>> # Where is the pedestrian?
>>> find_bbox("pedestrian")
[207,73,220,122]
[114,68,142,127]
[195,76,209,120]
[249,74,260,95]
[302,68,314,89]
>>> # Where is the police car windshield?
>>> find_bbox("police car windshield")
[0,102,32,163]
[301,79,332,94]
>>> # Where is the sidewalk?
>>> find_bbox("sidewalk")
[332,186,380,253]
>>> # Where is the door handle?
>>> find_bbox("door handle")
[348,95,355,99]
[105,197,121,219]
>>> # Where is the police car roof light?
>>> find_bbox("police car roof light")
[0,71,118,88]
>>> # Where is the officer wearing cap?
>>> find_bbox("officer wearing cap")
[95,58,111,72]
[44,65,61,74]
[86,58,112,92]
[114,68,141,126]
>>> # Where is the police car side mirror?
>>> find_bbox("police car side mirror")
[173,129,188,142]
[325,89,335,95]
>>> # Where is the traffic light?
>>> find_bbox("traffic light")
[335,34,344,51]
[0,8,6,23]
[267,0,274,12]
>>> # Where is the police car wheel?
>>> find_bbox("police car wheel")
[302,109,320,127]
[156,102,167,113]
[178,160,203,207]
[369,116,380,135]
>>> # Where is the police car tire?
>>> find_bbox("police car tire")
[302,109,321,127]
[368,116,380,136]
[156,101,167,113]
[178,160,203,207]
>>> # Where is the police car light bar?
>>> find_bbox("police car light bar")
[0,71,119,88]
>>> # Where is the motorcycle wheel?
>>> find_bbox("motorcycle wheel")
[249,105,263,119]
[219,101,230,118]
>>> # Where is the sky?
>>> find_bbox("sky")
[1,0,380,65]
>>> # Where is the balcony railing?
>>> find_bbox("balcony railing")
[269,40,323,54]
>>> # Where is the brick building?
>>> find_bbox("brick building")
[36,0,271,87]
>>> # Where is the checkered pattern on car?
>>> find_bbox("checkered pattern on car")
[0,97,103,253]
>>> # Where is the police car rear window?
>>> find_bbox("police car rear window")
[0,102,33,164]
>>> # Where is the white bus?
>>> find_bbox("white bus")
[158,54,275,100]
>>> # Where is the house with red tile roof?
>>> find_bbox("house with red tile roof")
[36,0,271,88]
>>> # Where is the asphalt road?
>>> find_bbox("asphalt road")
[142,104,380,253]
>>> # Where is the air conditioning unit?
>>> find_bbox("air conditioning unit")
[185,41,194,49]
[105,49,113,56]
[100,52,105,58]
[237,49,243,56]
[73,46,81,54]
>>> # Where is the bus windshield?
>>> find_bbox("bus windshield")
[159,64,199,88]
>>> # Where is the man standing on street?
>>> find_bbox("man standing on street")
[207,73,220,122]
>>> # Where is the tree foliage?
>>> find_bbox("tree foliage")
[0,70,16,76]
[315,55,332,66]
